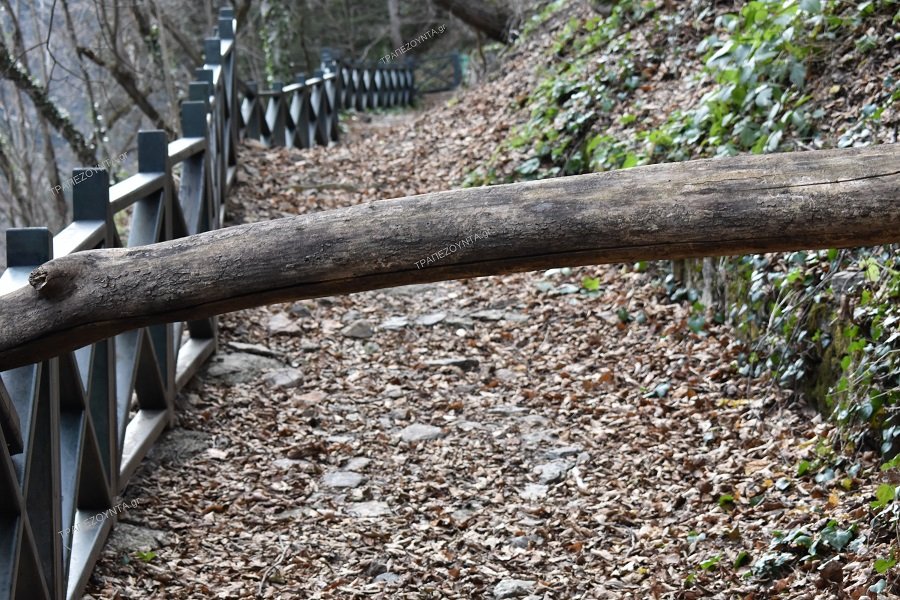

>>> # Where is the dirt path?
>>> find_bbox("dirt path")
[85,106,891,598]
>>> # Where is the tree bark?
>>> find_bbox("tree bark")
[0,145,899,369]
[387,0,403,49]
[0,40,97,166]
[432,0,512,43]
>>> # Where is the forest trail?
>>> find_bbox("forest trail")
[84,97,891,599]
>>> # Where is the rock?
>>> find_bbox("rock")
[470,309,505,321]
[344,457,371,471]
[488,405,527,416]
[502,311,530,323]
[510,534,543,549]
[272,458,305,470]
[519,484,548,501]
[267,313,301,335]
[535,460,573,485]
[262,368,303,389]
[521,431,557,446]
[290,303,313,318]
[384,386,403,399]
[544,446,582,460]
[493,579,535,598]
[416,311,447,326]
[399,423,443,442]
[347,501,391,518]
[341,310,362,323]
[455,420,482,431]
[322,471,365,488]
[274,507,305,520]
[342,319,375,339]
[226,341,279,357]
[374,572,400,584]
[444,315,475,328]
[426,357,480,372]
[495,368,517,381]
[380,316,409,329]
[105,523,168,554]
[300,341,320,352]
[205,352,284,384]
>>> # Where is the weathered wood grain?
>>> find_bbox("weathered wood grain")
[0,144,898,369]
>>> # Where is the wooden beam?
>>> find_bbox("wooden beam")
[1,145,898,370]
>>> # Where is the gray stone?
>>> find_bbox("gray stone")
[520,483,548,501]
[344,457,371,471]
[495,368,517,381]
[488,405,527,416]
[267,313,301,335]
[226,341,279,357]
[274,507,305,521]
[323,471,365,488]
[290,303,313,318]
[470,309,505,321]
[521,431,557,446]
[384,386,403,399]
[544,446,582,460]
[342,319,375,339]
[416,312,447,326]
[300,341,320,353]
[510,534,543,549]
[205,352,284,384]
[426,357,480,372]
[272,458,306,470]
[399,423,443,442]
[374,572,400,584]
[444,315,475,328]
[502,311,530,323]
[494,579,535,598]
[262,368,303,389]
[347,501,391,518]
[535,460,573,484]
[105,523,168,554]
[341,310,361,322]
[455,420,482,431]
[380,316,409,329]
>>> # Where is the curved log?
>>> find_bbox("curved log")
[0,144,898,369]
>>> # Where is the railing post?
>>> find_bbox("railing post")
[218,7,238,189]
[4,226,61,600]
[133,130,175,417]
[269,81,287,147]
[242,81,262,141]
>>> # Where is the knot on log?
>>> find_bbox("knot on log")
[28,267,50,292]
[28,264,71,298]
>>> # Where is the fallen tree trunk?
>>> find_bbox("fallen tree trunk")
[1,145,898,369]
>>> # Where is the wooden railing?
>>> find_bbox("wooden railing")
[0,9,413,600]
[240,54,414,149]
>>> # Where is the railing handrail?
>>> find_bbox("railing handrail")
[0,10,415,600]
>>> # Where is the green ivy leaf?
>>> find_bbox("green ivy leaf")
[875,552,896,574]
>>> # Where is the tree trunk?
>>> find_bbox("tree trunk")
[387,0,403,49]
[432,0,512,43]
[0,39,97,166]
[0,144,898,369]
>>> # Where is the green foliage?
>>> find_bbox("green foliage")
[480,0,900,457]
